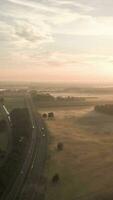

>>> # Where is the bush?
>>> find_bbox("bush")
[42,113,48,119]
[52,174,60,184]
[57,142,64,151]
[48,112,54,119]
[95,104,113,115]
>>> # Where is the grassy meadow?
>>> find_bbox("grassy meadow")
[0,131,8,152]
[4,96,25,112]
[39,105,113,200]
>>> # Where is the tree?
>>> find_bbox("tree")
[95,104,113,115]
[48,112,54,119]
[57,142,64,151]
[42,113,47,119]
[52,174,60,184]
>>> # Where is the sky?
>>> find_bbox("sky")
[0,0,113,83]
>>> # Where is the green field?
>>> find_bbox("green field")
[0,131,8,151]
[4,96,25,112]
[39,106,113,200]
[0,111,8,152]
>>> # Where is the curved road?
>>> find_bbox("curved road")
[1,94,47,200]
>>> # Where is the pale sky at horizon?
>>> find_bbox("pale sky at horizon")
[0,0,113,83]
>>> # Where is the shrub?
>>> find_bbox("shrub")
[52,174,60,184]
[48,112,54,119]
[42,113,48,119]
[57,142,64,151]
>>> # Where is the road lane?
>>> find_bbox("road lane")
[1,94,47,200]
[18,95,48,200]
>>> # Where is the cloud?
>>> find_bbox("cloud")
[54,0,94,13]
[0,0,54,60]
[15,20,53,43]
[0,0,113,82]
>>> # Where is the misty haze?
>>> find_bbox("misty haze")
[0,1,113,200]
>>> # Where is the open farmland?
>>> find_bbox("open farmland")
[4,96,25,112]
[0,111,8,153]
[0,130,8,152]
[39,106,113,200]
[0,116,8,166]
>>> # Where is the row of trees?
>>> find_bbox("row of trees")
[95,104,113,115]
[31,92,55,102]
[42,112,55,120]
[31,91,86,103]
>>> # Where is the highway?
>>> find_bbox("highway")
[1,94,47,200]
[18,94,48,199]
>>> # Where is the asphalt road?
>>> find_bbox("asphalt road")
[1,94,47,200]
[18,95,48,200]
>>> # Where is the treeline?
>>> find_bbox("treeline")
[31,91,86,102]
[95,104,113,115]
[56,96,86,102]
[31,91,87,107]
[32,93,55,102]
[0,108,32,197]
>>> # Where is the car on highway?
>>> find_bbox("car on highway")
[31,164,34,169]
[20,170,24,175]
[41,127,45,136]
